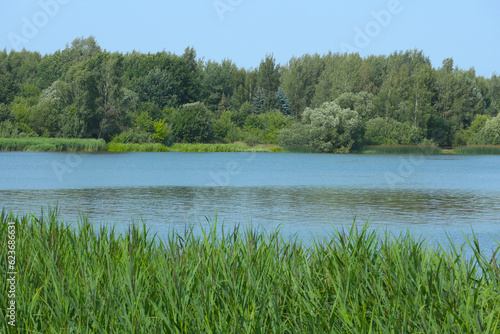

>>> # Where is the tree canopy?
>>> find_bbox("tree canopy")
[0,37,498,150]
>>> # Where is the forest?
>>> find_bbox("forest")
[0,36,499,152]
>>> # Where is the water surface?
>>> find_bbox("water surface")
[1,152,499,249]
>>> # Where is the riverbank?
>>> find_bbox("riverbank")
[1,211,499,333]
[1,137,500,154]
[0,138,107,152]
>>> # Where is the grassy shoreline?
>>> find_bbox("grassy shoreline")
[0,138,107,152]
[1,211,500,332]
[1,137,500,154]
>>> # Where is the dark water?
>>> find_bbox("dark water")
[1,152,499,249]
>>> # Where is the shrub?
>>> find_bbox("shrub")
[467,114,500,145]
[170,102,214,143]
[111,129,155,144]
[302,101,363,153]
[364,117,423,145]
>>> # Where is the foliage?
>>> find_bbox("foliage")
[277,122,312,148]
[153,119,173,146]
[453,114,492,146]
[0,120,21,138]
[301,101,363,153]
[214,111,239,143]
[2,211,500,333]
[275,87,293,116]
[242,111,290,144]
[170,102,214,143]
[135,67,180,109]
[364,117,424,145]
[467,114,500,145]
[111,129,155,144]
[1,37,498,148]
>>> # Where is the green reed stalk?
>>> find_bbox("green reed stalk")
[1,211,499,333]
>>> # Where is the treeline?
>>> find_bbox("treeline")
[0,36,499,151]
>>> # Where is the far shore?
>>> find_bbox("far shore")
[1,137,500,155]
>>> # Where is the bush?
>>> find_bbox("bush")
[0,120,20,138]
[277,122,312,147]
[364,117,423,145]
[214,111,238,142]
[111,129,155,144]
[171,102,214,143]
[453,115,492,147]
[467,114,500,145]
[302,101,363,153]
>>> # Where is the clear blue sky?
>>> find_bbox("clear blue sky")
[1,0,499,77]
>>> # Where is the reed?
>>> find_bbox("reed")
[0,138,107,152]
[107,142,171,152]
[170,143,270,152]
[359,145,443,155]
[279,146,317,153]
[1,210,499,333]
[453,146,500,155]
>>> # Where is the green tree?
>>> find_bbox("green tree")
[153,119,173,145]
[364,117,423,145]
[257,54,280,110]
[281,54,324,118]
[136,67,180,109]
[171,102,214,143]
[200,59,235,110]
[252,87,267,114]
[334,92,375,120]
[467,114,500,145]
[302,101,363,153]
[275,88,293,116]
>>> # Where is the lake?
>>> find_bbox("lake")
[1,152,499,249]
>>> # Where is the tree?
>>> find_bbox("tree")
[275,88,293,116]
[171,102,214,143]
[200,59,234,110]
[257,54,280,110]
[334,92,375,120]
[364,117,423,145]
[301,101,363,153]
[467,114,500,145]
[252,87,266,114]
[281,54,324,118]
[136,67,180,109]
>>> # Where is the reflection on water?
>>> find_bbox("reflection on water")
[1,152,499,248]
[2,186,499,248]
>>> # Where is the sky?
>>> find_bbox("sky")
[0,0,499,77]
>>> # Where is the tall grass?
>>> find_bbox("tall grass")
[107,142,171,152]
[0,138,107,152]
[1,210,499,333]
[278,146,317,153]
[453,146,500,155]
[359,145,443,155]
[170,143,270,152]
[107,143,271,153]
